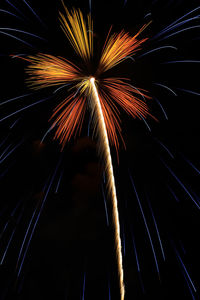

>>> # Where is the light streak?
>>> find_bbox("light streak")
[17,156,62,277]
[130,175,160,279]
[172,242,197,293]
[160,25,200,41]
[167,185,180,203]
[153,82,177,96]
[176,88,200,97]
[153,6,200,39]
[5,0,25,19]
[59,3,93,62]
[0,27,46,41]
[162,60,200,64]
[131,227,145,294]
[22,0,47,29]
[0,96,52,123]
[138,45,177,59]
[161,159,200,209]
[154,137,174,159]
[0,30,33,48]
[154,98,168,120]
[146,196,166,261]
[0,141,23,164]
[0,9,22,20]
[102,185,109,226]
[90,77,125,300]
[0,93,32,107]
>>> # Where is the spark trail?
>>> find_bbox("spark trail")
[89,77,125,300]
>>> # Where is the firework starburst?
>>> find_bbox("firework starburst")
[24,3,152,299]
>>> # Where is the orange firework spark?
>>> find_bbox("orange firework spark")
[98,23,149,73]
[26,3,152,299]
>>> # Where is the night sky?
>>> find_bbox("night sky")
[0,0,200,299]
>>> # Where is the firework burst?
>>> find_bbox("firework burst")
[24,3,152,299]
[1,1,199,299]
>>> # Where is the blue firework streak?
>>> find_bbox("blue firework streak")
[0,0,200,299]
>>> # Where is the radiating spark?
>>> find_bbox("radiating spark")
[131,229,140,271]
[138,45,177,59]
[1,206,24,265]
[53,83,71,94]
[173,243,197,293]
[98,23,149,73]
[146,195,166,261]
[153,82,177,96]
[11,53,28,59]
[144,12,152,19]
[0,135,10,149]
[176,88,200,97]
[0,93,32,106]
[1,230,16,265]
[90,77,125,300]
[0,9,22,20]
[181,154,200,176]
[89,0,92,13]
[161,159,200,209]
[124,56,135,63]
[182,272,196,300]
[41,125,55,143]
[0,28,46,41]
[102,185,109,226]
[51,92,87,150]
[55,169,64,193]
[97,78,150,151]
[26,54,81,89]
[16,204,39,271]
[154,97,168,120]
[154,137,174,159]
[167,185,180,203]
[9,118,20,129]
[22,0,47,29]
[0,141,23,164]
[130,174,161,278]
[0,222,9,241]
[87,114,92,137]
[162,60,200,64]
[59,3,93,62]
[82,272,86,300]
[17,157,62,277]
[154,6,200,39]
[122,223,126,257]
[138,113,151,131]
[0,96,52,123]
[154,16,200,41]
[131,227,145,294]
[108,280,111,300]
[160,25,200,41]
[0,30,33,48]
[0,144,12,161]
[5,0,26,19]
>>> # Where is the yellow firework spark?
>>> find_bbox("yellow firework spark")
[59,1,93,62]
[98,24,149,73]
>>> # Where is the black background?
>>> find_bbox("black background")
[0,0,200,299]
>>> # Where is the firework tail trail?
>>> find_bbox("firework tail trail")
[89,77,125,300]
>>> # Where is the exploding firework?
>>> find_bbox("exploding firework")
[0,1,200,300]
[23,5,152,298]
